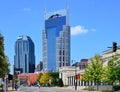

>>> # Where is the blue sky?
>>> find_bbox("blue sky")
[0,0,120,74]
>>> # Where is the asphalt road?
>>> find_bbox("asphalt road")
[18,86,89,92]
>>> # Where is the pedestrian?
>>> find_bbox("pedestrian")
[39,84,41,88]
[12,83,14,90]
[15,84,18,91]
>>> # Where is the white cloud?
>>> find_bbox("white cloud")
[71,25,88,35]
[23,8,31,12]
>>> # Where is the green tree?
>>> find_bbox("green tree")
[115,60,120,83]
[106,56,117,84]
[40,72,52,85]
[81,67,91,82]
[0,34,10,78]
[49,72,59,86]
[114,56,120,83]
[57,78,64,87]
[106,56,120,90]
[81,54,105,90]
[106,55,120,91]
[37,73,43,85]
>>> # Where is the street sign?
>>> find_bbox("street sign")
[76,74,80,80]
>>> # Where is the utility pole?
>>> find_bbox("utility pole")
[75,65,77,90]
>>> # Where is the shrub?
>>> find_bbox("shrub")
[113,85,120,91]
[57,78,64,87]
[83,86,95,91]
[101,90,112,92]
[0,84,3,88]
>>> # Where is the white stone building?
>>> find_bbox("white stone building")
[59,66,85,86]
[102,48,120,65]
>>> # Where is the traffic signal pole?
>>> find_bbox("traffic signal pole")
[75,66,77,90]
[113,42,117,52]
[108,42,118,52]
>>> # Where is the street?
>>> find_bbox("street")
[15,86,89,92]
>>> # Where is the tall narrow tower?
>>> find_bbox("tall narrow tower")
[42,6,70,71]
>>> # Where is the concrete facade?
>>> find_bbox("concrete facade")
[102,48,120,65]
[59,66,85,86]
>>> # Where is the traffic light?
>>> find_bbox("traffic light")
[113,42,117,52]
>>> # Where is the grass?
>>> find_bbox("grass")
[85,90,120,92]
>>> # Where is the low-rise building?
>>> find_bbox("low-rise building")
[59,66,85,86]
[102,48,120,65]
[18,73,40,85]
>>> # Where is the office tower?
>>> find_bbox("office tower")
[14,36,35,73]
[36,61,43,71]
[42,9,70,71]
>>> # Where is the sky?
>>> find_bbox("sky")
[0,0,120,74]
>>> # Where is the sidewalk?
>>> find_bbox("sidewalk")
[8,87,18,92]
[63,86,86,90]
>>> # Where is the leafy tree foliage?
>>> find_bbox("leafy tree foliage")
[115,59,120,83]
[40,72,52,85]
[37,73,43,85]
[104,55,120,91]
[49,72,59,86]
[81,54,105,90]
[37,72,60,86]
[0,34,10,78]
[57,78,64,87]
[106,55,120,84]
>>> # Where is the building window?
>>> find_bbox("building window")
[59,63,61,67]
[59,51,61,55]
[63,50,64,55]
[59,57,61,61]
[25,54,27,72]
[63,57,64,61]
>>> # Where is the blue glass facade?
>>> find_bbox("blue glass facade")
[45,16,66,37]
[14,36,35,73]
[43,10,70,71]
[46,16,66,71]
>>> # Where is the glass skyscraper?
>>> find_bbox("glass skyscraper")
[14,36,35,73]
[42,9,70,71]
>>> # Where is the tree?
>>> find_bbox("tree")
[57,78,64,87]
[37,73,43,85]
[114,57,120,83]
[81,54,105,90]
[81,67,91,82]
[0,34,10,78]
[40,72,52,85]
[49,72,59,86]
[105,55,120,91]
[106,56,117,84]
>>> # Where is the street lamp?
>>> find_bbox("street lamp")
[75,65,77,90]
[71,60,78,90]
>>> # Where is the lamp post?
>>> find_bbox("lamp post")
[75,65,77,90]
[72,60,78,90]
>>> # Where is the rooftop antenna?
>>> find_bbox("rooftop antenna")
[44,0,47,21]
[66,0,69,25]
[44,0,47,28]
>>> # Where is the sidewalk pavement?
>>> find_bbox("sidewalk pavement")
[8,87,18,92]
[63,86,86,90]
